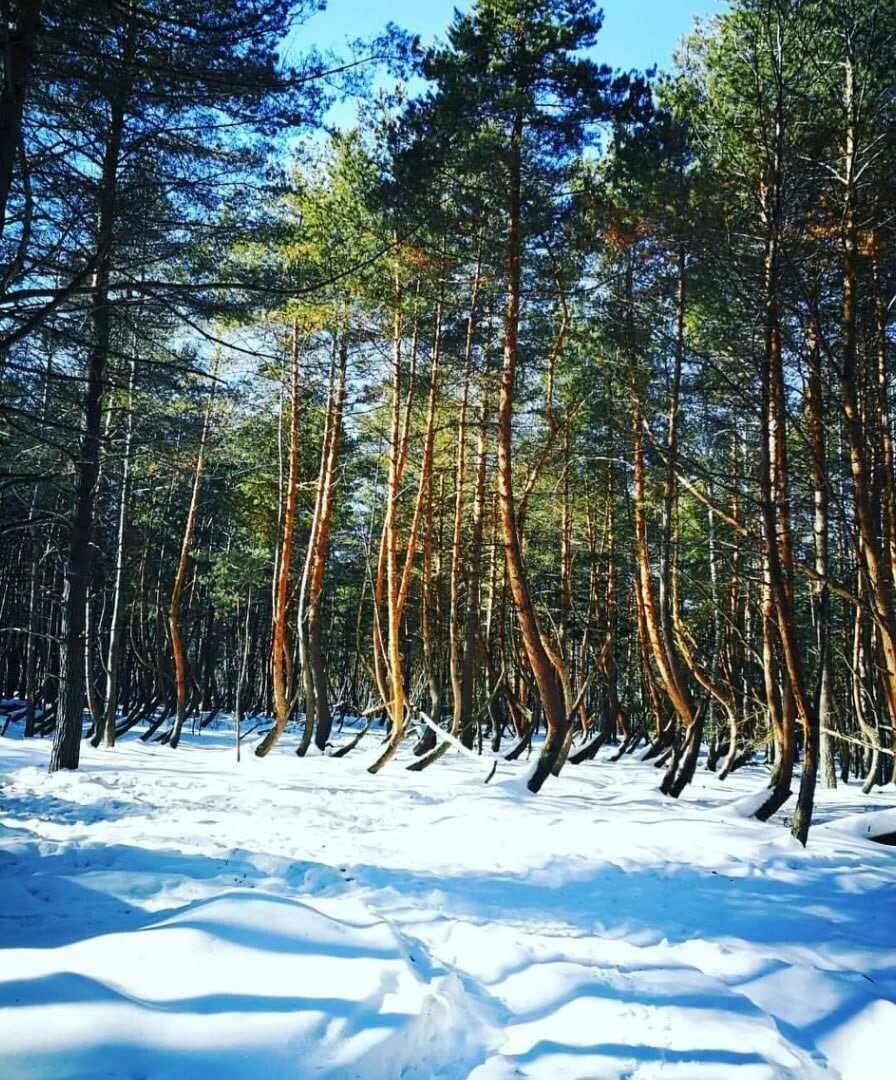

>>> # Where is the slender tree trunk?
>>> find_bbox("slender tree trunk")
[23,355,53,737]
[168,369,215,750]
[369,282,442,773]
[49,96,126,773]
[306,329,347,752]
[755,202,816,830]
[839,55,896,763]
[851,588,882,794]
[626,249,698,795]
[370,296,417,737]
[659,254,685,676]
[871,234,896,785]
[234,590,252,760]
[806,321,835,792]
[633,398,699,795]
[257,327,301,757]
[448,257,481,740]
[95,354,136,747]
[461,384,490,741]
[719,435,744,779]
[601,470,627,741]
[497,106,568,793]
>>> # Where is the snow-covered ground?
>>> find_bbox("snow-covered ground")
[1,724,895,1079]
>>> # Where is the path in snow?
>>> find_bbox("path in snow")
[1,725,895,1079]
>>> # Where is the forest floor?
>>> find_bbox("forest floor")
[1,722,895,1080]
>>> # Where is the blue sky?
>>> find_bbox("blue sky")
[289,1,728,74]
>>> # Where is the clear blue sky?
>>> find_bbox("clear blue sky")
[289,0,728,73]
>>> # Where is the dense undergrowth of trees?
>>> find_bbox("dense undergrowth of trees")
[2,0,895,843]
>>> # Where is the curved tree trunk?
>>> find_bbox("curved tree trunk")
[497,106,568,794]
[168,365,216,750]
[257,326,301,758]
[369,280,442,773]
[306,329,348,752]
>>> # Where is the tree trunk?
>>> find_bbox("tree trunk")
[806,321,835,795]
[461,384,491,742]
[305,328,347,752]
[496,105,568,793]
[49,96,126,773]
[95,354,136,748]
[168,368,215,750]
[755,198,816,830]
[257,326,301,757]
[838,54,896,764]
[369,281,441,773]
[449,254,481,741]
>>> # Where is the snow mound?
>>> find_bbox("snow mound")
[0,891,489,1079]
[815,806,896,842]
[727,785,784,818]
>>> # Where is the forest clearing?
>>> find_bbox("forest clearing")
[1,724,895,1078]
[2,0,896,1074]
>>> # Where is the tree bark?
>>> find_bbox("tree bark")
[49,95,126,772]
[168,368,215,750]
[497,104,568,793]
[448,253,481,741]
[303,327,347,753]
[257,326,301,757]
[369,280,442,773]
[94,354,136,748]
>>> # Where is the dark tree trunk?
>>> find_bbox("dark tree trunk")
[49,98,125,773]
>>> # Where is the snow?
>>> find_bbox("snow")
[1,725,895,1079]
[818,806,896,842]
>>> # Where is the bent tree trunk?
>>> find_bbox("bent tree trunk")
[300,327,347,754]
[632,400,699,798]
[625,248,698,799]
[168,370,215,750]
[257,326,301,758]
[369,281,442,774]
[755,213,816,834]
[498,106,568,794]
